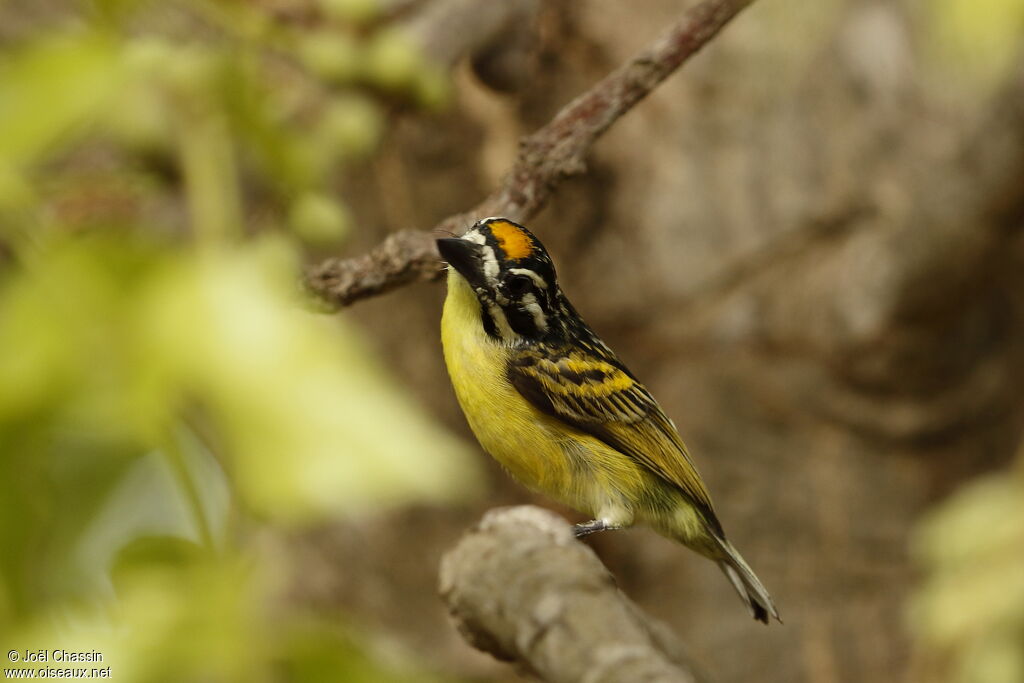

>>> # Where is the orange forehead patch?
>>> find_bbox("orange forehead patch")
[489,220,533,260]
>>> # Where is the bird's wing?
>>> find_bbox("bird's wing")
[507,346,718,523]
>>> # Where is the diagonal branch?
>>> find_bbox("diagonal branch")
[305,0,757,308]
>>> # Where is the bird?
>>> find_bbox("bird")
[437,217,779,623]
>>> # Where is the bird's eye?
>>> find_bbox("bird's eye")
[505,274,532,296]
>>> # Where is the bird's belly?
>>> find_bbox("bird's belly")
[443,323,579,499]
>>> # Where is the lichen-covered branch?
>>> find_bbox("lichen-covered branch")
[438,506,702,683]
[305,0,757,308]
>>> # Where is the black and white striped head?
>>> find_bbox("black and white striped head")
[438,218,563,342]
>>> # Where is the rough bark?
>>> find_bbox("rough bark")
[439,506,702,683]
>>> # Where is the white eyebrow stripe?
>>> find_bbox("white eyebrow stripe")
[507,267,548,288]
[481,245,500,283]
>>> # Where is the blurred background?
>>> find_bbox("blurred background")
[1,0,1023,682]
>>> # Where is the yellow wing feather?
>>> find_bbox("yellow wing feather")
[507,346,717,520]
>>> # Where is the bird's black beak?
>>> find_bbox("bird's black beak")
[437,237,485,286]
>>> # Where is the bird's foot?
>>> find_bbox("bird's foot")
[573,519,621,538]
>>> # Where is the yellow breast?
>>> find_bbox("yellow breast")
[440,271,567,490]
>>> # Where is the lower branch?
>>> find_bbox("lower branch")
[439,506,702,683]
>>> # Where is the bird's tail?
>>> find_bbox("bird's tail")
[716,539,780,624]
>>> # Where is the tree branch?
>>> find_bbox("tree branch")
[305,229,440,308]
[305,0,757,308]
[439,506,703,683]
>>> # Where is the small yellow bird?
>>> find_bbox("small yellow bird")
[438,217,778,623]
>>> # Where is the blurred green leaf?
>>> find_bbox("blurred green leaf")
[317,95,384,160]
[0,3,461,680]
[926,0,1024,86]
[299,31,362,85]
[320,0,382,25]
[0,162,34,211]
[137,238,481,518]
[280,617,451,683]
[102,39,177,153]
[364,30,425,92]
[911,453,1024,683]
[0,32,121,167]
[289,191,352,246]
